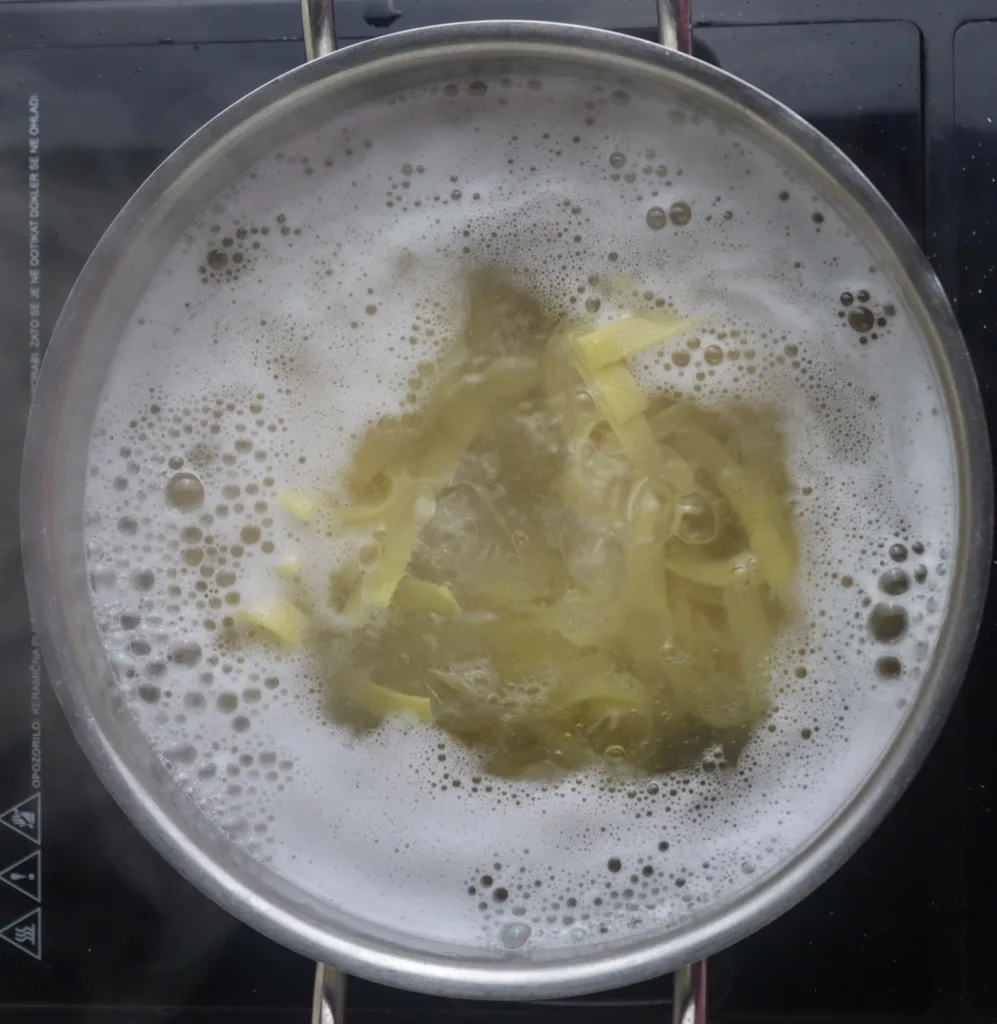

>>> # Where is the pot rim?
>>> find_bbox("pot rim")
[21,20,993,998]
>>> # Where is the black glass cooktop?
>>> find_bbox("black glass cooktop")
[0,1,994,1020]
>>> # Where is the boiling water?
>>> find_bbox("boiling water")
[82,70,956,953]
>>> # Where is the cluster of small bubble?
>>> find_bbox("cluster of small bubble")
[81,67,957,953]
[84,383,334,859]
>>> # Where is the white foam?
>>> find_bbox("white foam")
[83,71,956,955]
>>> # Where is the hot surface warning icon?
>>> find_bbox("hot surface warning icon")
[0,794,41,844]
[0,907,41,961]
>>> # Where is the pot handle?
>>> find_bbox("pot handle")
[657,0,693,53]
[302,0,337,58]
[303,2,702,1022]
[312,962,348,1024]
[301,0,690,58]
[672,959,708,1024]
[311,961,706,1022]
[310,960,707,1022]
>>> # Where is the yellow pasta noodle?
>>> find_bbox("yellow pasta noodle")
[239,600,307,647]
[572,313,696,374]
[278,491,318,522]
[344,482,437,623]
[247,274,800,777]
[392,577,460,615]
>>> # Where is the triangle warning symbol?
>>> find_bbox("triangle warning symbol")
[0,907,41,961]
[0,794,41,844]
[0,850,40,902]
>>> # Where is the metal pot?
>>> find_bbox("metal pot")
[21,3,992,1022]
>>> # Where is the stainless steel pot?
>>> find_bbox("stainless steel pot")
[21,3,992,1022]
